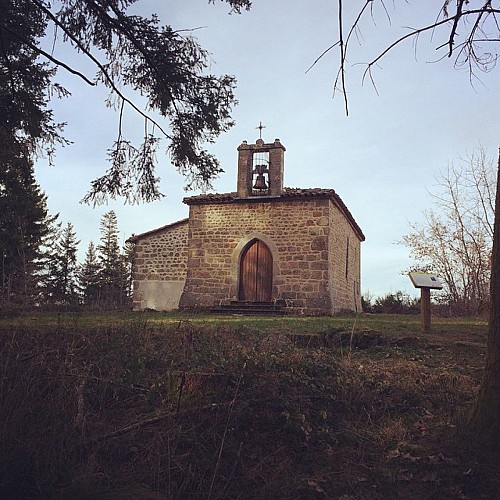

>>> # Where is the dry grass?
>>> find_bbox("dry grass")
[0,312,497,499]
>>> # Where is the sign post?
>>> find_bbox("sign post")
[408,272,443,332]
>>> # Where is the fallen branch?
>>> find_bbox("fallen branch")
[93,400,233,442]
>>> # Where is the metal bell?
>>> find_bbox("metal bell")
[253,174,267,190]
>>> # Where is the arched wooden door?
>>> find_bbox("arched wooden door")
[239,240,273,302]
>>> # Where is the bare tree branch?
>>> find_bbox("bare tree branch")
[337,0,349,114]
[448,0,466,57]
[315,2,500,114]
[0,21,95,85]
[362,9,500,82]
[305,41,340,74]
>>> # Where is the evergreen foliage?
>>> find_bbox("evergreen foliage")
[1,0,65,305]
[98,210,122,307]
[372,291,419,315]
[1,0,252,204]
[79,241,101,307]
[0,158,56,305]
[94,210,131,309]
[0,0,68,164]
[122,240,135,304]
[42,221,80,305]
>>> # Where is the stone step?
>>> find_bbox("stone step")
[211,301,286,316]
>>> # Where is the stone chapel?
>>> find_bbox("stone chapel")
[128,137,365,315]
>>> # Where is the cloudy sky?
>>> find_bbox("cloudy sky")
[35,0,499,298]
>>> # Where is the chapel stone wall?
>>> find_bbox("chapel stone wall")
[328,202,362,313]
[131,220,188,311]
[179,198,333,315]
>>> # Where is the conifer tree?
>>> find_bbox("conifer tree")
[1,0,251,204]
[79,241,101,307]
[43,221,80,305]
[0,157,56,305]
[97,210,127,308]
[1,0,64,306]
[38,220,61,305]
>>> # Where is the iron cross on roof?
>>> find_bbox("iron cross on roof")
[256,121,266,139]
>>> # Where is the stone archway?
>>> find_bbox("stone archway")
[238,239,273,302]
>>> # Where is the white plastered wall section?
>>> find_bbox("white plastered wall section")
[133,280,185,311]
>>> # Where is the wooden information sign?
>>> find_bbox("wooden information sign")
[409,272,443,332]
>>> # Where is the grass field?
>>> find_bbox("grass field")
[0,310,498,499]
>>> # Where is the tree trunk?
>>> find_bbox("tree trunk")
[469,149,500,448]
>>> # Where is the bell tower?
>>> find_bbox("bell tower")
[237,138,286,198]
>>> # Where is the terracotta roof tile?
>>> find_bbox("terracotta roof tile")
[182,192,237,204]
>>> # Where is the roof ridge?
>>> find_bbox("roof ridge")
[126,217,189,243]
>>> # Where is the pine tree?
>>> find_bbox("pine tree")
[0,157,56,305]
[43,221,80,305]
[1,0,64,306]
[1,0,68,176]
[38,220,61,305]
[97,211,126,308]
[79,241,101,308]
[2,0,250,204]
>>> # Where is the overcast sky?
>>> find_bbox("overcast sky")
[34,0,499,298]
